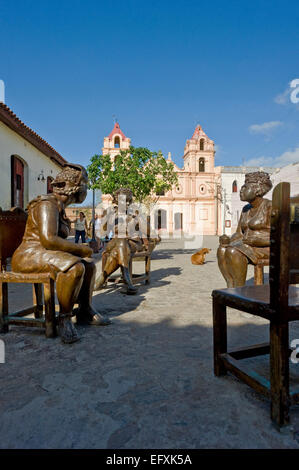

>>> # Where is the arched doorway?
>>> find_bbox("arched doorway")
[11,155,25,208]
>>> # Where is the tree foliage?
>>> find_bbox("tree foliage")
[87,146,178,204]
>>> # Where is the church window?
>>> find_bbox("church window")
[232,180,238,193]
[199,158,205,172]
[200,139,205,151]
[114,136,120,148]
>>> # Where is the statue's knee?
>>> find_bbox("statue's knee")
[73,262,85,279]
[224,246,237,262]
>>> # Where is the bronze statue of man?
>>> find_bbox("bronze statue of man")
[11,163,111,344]
[217,171,273,287]
[94,188,154,295]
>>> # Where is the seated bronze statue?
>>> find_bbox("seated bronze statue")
[11,163,111,344]
[94,188,158,295]
[217,171,272,287]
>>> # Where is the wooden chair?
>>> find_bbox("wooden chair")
[212,182,299,427]
[0,208,57,338]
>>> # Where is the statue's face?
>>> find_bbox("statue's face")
[240,183,257,202]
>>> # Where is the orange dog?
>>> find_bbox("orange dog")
[191,248,211,265]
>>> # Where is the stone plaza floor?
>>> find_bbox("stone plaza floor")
[1,237,299,449]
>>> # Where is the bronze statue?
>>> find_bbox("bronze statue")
[217,171,273,287]
[11,163,111,344]
[94,188,155,295]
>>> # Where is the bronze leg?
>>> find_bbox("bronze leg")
[77,259,96,308]
[217,246,234,287]
[225,247,248,287]
[254,265,264,285]
[56,263,85,314]
[55,263,85,343]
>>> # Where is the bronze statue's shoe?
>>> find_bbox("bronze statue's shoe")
[74,308,112,326]
[125,286,138,295]
[59,316,80,344]
[121,267,138,295]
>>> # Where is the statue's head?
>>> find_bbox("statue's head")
[112,188,133,207]
[51,164,88,204]
[240,171,272,202]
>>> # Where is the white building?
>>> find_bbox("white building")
[0,103,67,210]
[268,162,299,198]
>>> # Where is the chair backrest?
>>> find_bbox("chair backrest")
[0,207,27,269]
[270,182,299,314]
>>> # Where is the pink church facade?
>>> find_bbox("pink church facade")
[100,122,222,237]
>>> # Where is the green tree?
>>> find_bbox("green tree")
[87,146,178,205]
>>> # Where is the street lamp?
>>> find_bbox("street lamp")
[88,181,99,253]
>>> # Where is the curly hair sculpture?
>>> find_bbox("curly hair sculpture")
[244,171,273,197]
[52,164,88,196]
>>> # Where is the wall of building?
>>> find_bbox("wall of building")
[0,121,62,209]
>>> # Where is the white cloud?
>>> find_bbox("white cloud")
[274,80,299,109]
[249,121,283,137]
[244,146,299,168]
[274,88,291,105]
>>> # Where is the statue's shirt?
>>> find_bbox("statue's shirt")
[11,195,80,275]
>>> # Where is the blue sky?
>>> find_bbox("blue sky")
[1,0,299,174]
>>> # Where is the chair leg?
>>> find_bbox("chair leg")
[0,281,8,333]
[145,256,150,284]
[33,283,43,319]
[254,265,264,285]
[270,321,290,427]
[129,258,133,278]
[213,297,227,376]
[44,280,56,338]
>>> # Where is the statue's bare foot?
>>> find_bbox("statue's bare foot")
[59,315,80,344]
[74,307,112,326]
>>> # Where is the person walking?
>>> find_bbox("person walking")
[75,211,88,244]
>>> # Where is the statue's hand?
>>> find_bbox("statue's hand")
[81,245,93,258]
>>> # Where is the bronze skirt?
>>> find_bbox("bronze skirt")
[231,240,269,265]
[11,242,80,276]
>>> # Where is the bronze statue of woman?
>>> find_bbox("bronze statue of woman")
[217,171,273,287]
[11,163,111,344]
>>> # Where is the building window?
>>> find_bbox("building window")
[11,155,25,208]
[199,158,205,172]
[114,136,120,148]
[232,180,238,193]
[200,138,205,151]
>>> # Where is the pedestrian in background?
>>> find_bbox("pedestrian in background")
[75,211,88,243]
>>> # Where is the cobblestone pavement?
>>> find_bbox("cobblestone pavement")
[1,237,299,449]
